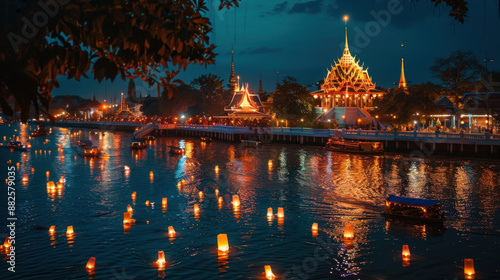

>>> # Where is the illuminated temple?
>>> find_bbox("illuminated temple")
[311,22,384,127]
[224,83,270,119]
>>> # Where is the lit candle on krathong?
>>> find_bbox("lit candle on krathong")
[312,223,319,237]
[123,212,135,225]
[232,195,240,208]
[267,208,273,221]
[343,224,354,240]
[149,171,154,179]
[157,251,166,269]
[56,182,64,189]
[215,165,219,173]
[127,204,133,214]
[268,160,273,167]
[86,257,96,272]
[199,191,204,199]
[402,245,410,260]
[194,204,200,215]
[131,191,137,201]
[218,196,223,206]
[31,168,34,174]
[3,237,11,249]
[46,171,50,178]
[59,175,65,184]
[145,200,150,207]
[66,226,74,236]
[22,174,28,183]
[49,226,56,235]
[168,226,176,237]
[47,181,56,190]
[215,189,219,197]
[265,265,276,280]
[162,198,167,209]
[277,207,284,218]
[217,234,229,254]
[464,259,475,279]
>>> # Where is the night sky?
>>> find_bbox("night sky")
[53,0,500,101]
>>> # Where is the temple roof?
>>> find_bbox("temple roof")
[225,83,264,113]
[321,26,377,94]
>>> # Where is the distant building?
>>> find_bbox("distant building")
[310,23,384,128]
[223,83,270,120]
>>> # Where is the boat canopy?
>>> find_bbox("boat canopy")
[386,195,441,207]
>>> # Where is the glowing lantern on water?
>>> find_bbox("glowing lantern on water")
[66,226,74,235]
[56,182,64,189]
[402,245,410,260]
[267,208,273,220]
[27,143,31,148]
[131,191,137,200]
[215,189,219,196]
[199,191,204,198]
[46,171,50,178]
[3,237,11,249]
[464,259,475,279]
[61,154,65,159]
[215,165,219,172]
[47,181,56,190]
[22,174,29,182]
[124,166,130,171]
[149,171,154,178]
[168,226,176,237]
[127,204,133,213]
[217,234,229,253]
[177,182,182,188]
[123,212,135,224]
[268,160,273,167]
[232,195,240,207]
[145,200,150,207]
[194,204,200,214]
[218,197,223,204]
[277,207,284,218]
[59,176,65,183]
[312,223,318,232]
[31,168,34,174]
[49,226,56,235]
[344,224,354,240]
[265,265,275,280]
[157,251,166,268]
[86,257,95,271]
[162,198,167,208]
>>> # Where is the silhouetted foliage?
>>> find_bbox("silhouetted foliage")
[375,83,445,127]
[418,0,469,23]
[272,76,315,121]
[430,50,485,105]
[0,0,240,122]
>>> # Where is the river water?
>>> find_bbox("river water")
[0,123,499,279]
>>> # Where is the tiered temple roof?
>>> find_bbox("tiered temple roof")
[223,82,270,119]
[321,27,377,94]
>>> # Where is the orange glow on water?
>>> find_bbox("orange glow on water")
[49,226,56,235]
[86,257,95,271]
[168,226,176,237]
[217,234,229,254]
[66,226,74,235]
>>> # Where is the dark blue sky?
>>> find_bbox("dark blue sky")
[53,0,500,101]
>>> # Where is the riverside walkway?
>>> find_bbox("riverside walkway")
[35,121,500,157]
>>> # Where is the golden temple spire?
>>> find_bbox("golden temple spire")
[398,58,407,90]
[228,49,237,92]
[340,15,354,67]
